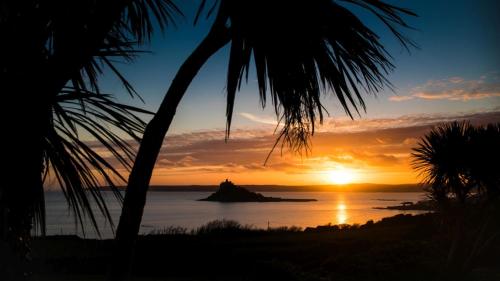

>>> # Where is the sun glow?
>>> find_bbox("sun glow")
[336,203,347,224]
[326,168,356,185]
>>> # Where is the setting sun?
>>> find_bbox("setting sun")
[326,168,356,185]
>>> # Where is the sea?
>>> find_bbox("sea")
[44,191,428,239]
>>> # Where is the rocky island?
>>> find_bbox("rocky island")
[199,180,317,202]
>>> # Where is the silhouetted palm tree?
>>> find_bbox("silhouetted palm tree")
[0,1,179,278]
[412,121,500,272]
[412,121,475,204]
[469,123,500,198]
[110,1,416,279]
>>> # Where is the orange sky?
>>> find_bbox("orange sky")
[58,0,500,189]
[122,110,499,186]
[42,110,499,189]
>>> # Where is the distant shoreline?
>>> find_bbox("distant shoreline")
[199,197,317,202]
[373,200,435,211]
[103,183,425,193]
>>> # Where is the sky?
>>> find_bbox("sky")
[94,0,500,186]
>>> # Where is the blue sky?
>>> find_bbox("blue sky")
[87,0,500,185]
[101,0,499,135]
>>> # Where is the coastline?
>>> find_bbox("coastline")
[32,213,500,281]
[103,183,425,193]
[373,200,436,211]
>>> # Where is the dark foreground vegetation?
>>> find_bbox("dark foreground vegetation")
[31,211,500,281]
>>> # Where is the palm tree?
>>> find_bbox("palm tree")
[412,121,475,204]
[412,121,500,272]
[469,123,500,199]
[0,1,180,279]
[110,0,417,279]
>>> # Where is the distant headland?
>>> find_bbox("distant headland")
[199,180,317,202]
[110,183,424,193]
[373,200,436,211]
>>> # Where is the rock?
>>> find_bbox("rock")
[199,180,317,202]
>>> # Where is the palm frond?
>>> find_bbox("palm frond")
[17,0,179,234]
[221,0,416,154]
[194,0,219,25]
[411,121,475,202]
[122,0,183,43]
[468,123,500,197]
[40,90,151,236]
[1,0,183,239]
[42,0,182,100]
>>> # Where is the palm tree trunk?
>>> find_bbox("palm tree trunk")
[1,2,137,279]
[107,23,230,281]
[445,207,466,276]
[1,91,49,280]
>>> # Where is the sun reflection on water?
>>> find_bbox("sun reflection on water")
[336,200,348,224]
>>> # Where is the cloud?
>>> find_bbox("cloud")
[403,137,418,145]
[76,110,499,185]
[389,95,414,101]
[449,77,464,84]
[348,151,403,167]
[413,90,500,101]
[390,75,500,102]
[151,110,500,176]
[240,112,279,125]
[320,110,500,133]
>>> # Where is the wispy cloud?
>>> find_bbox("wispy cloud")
[240,112,279,125]
[389,74,500,102]
[147,110,500,184]
[78,110,499,185]
[320,110,500,133]
[388,96,415,101]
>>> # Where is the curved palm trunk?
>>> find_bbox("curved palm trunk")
[108,24,230,281]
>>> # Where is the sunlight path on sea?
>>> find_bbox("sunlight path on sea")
[43,191,428,238]
[336,195,348,225]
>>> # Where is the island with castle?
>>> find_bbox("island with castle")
[199,179,317,202]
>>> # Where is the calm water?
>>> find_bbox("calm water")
[44,191,427,238]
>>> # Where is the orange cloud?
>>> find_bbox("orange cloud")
[413,90,500,101]
[147,110,500,185]
[389,95,414,101]
[66,110,499,187]
[389,75,500,101]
